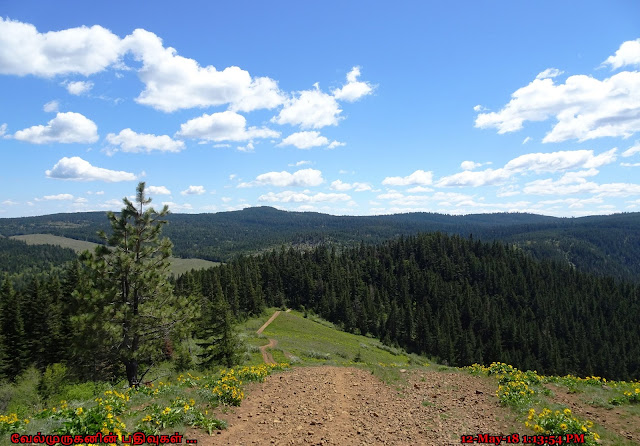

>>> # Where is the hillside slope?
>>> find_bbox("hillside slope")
[1,207,639,281]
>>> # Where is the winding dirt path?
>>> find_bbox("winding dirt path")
[257,310,283,364]
[260,338,278,364]
[188,366,523,445]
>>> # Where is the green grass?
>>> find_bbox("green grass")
[240,309,430,384]
[11,234,99,252]
[167,257,220,276]
[10,233,219,276]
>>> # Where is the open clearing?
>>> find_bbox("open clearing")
[210,310,640,445]
[10,233,219,276]
[189,366,522,445]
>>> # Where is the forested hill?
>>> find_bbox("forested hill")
[176,232,640,380]
[1,207,640,281]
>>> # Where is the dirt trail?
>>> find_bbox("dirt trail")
[257,310,283,364]
[257,311,282,335]
[189,366,523,445]
[260,338,278,364]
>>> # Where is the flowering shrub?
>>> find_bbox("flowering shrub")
[0,413,29,434]
[1,362,291,443]
[525,408,599,445]
[610,386,640,405]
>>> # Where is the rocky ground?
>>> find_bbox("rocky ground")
[187,365,523,445]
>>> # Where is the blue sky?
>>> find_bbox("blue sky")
[1,0,640,218]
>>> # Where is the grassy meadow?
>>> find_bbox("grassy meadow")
[10,233,219,276]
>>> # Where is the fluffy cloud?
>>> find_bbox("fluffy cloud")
[122,29,285,112]
[239,168,324,188]
[181,185,205,195]
[382,170,433,186]
[0,123,6,136]
[278,131,343,149]
[0,20,285,113]
[13,112,98,144]
[332,67,374,102]
[147,185,171,195]
[475,69,640,142]
[0,18,122,77]
[45,156,137,182]
[603,39,640,70]
[258,191,351,203]
[330,180,372,192]
[107,128,184,153]
[177,111,279,142]
[65,80,93,95]
[0,19,372,120]
[272,88,342,129]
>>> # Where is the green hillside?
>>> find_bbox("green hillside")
[1,207,640,281]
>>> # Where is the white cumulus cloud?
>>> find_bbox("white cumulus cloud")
[332,66,374,102]
[330,180,372,192]
[13,112,98,144]
[382,170,433,186]
[107,128,184,153]
[278,131,343,149]
[0,18,122,77]
[272,88,342,129]
[147,185,171,195]
[122,29,285,112]
[239,168,324,188]
[65,80,93,95]
[46,156,137,182]
[475,69,640,142]
[181,185,205,195]
[177,110,279,142]
[603,38,640,70]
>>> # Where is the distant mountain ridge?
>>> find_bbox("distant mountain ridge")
[1,207,639,281]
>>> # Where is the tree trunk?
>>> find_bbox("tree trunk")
[125,359,139,387]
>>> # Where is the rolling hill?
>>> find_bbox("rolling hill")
[1,207,639,281]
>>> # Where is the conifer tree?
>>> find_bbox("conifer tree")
[0,277,26,379]
[197,276,243,368]
[75,182,191,386]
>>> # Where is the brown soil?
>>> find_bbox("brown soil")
[260,338,278,364]
[187,366,523,445]
[545,383,640,443]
